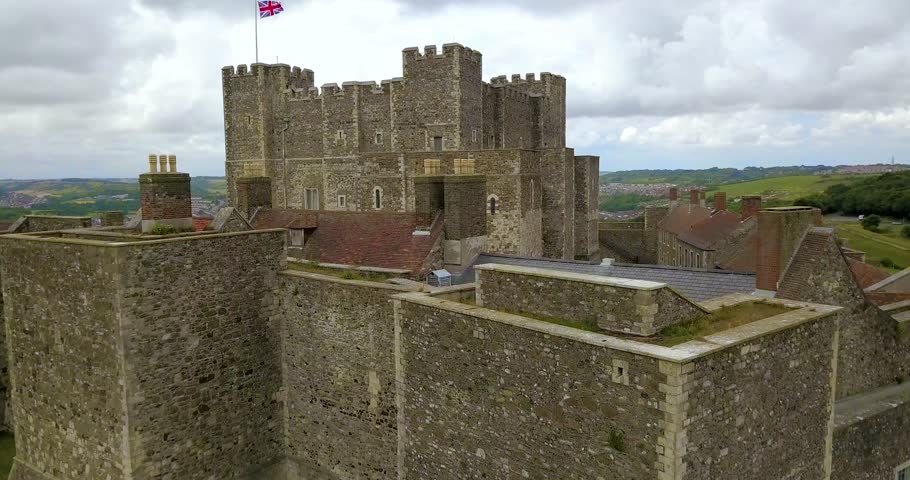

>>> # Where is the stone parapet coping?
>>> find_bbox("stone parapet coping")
[280,270,419,292]
[475,263,665,290]
[880,299,910,312]
[834,381,910,428]
[287,258,412,275]
[474,262,710,313]
[427,283,476,296]
[393,291,841,364]
[0,228,287,248]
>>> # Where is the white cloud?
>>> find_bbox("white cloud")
[2,0,910,177]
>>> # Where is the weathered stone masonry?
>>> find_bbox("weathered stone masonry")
[222,44,597,260]
[0,230,287,480]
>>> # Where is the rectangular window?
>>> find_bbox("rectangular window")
[337,195,347,209]
[336,130,345,144]
[472,128,477,142]
[375,132,383,145]
[304,188,319,210]
[432,136,443,151]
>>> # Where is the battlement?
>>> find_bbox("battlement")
[402,43,482,64]
[222,63,314,86]
[490,71,564,86]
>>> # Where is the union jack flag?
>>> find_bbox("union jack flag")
[258,1,284,18]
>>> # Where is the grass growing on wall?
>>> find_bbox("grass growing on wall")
[0,432,14,479]
[655,302,794,347]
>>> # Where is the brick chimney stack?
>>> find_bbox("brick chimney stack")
[755,207,824,292]
[139,153,193,233]
[699,190,706,208]
[689,189,700,206]
[741,196,762,219]
[714,192,727,211]
[669,186,679,208]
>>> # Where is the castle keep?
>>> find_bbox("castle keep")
[1,42,909,480]
[222,43,599,261]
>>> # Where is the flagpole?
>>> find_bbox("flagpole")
[254,1,259,63]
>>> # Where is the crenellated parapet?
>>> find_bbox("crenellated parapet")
[402,43,482,65]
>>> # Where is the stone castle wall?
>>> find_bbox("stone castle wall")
[777,228,909,399]
[117,231,287,478]
[277,272,413,478]
[476,264,704,336]
[0,230,287,480]
[599,222,646,263]
[0,239,130,479]
[221,44,585,261]
[393,296,665,479]
[832,395,910,480]
[8,215,92,234]
[573,155,600,261]
[681,315,838,479]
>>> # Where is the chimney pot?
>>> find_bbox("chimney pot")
[168,154,177,173]
[158,155,168,173]
[148,154,157,173]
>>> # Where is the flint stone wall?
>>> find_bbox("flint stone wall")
[0,230,287,480]
[682,315,838,479]
[0,239,129,479]
[476,264,704,336]
[278,272,412,479]
[831,389,910,480]
[394,299,664,479]
[118,231,286,478]
[9,215,92,233]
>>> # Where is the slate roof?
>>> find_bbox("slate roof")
[473,254,757,301]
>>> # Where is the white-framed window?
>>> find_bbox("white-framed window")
[375,131,383,145]
[372,186,383,210]
[337,195,347,209]
[472,128,477,142]
[335,130,346,144]
[896,461,910,480]
[304,188,319,210]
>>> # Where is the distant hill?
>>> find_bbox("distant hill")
[600,166,833,187]
[706,174,873,208]
[795,171,910,219]
[0,177,227,222]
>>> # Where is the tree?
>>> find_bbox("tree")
[862,214,882,231]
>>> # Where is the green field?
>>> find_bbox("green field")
[706,174,873,204]
[830,221,910,273]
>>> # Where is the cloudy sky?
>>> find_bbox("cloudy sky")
[2,0,909,178]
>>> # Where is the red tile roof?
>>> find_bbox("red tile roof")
[252,209,318,229]
[865,292,910,306]
[0,222,11,233]
[657,204,713,237]
[192,217,213,232]
[677,210,744,250]
[252,209,443,272]
[848,258,891,290]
